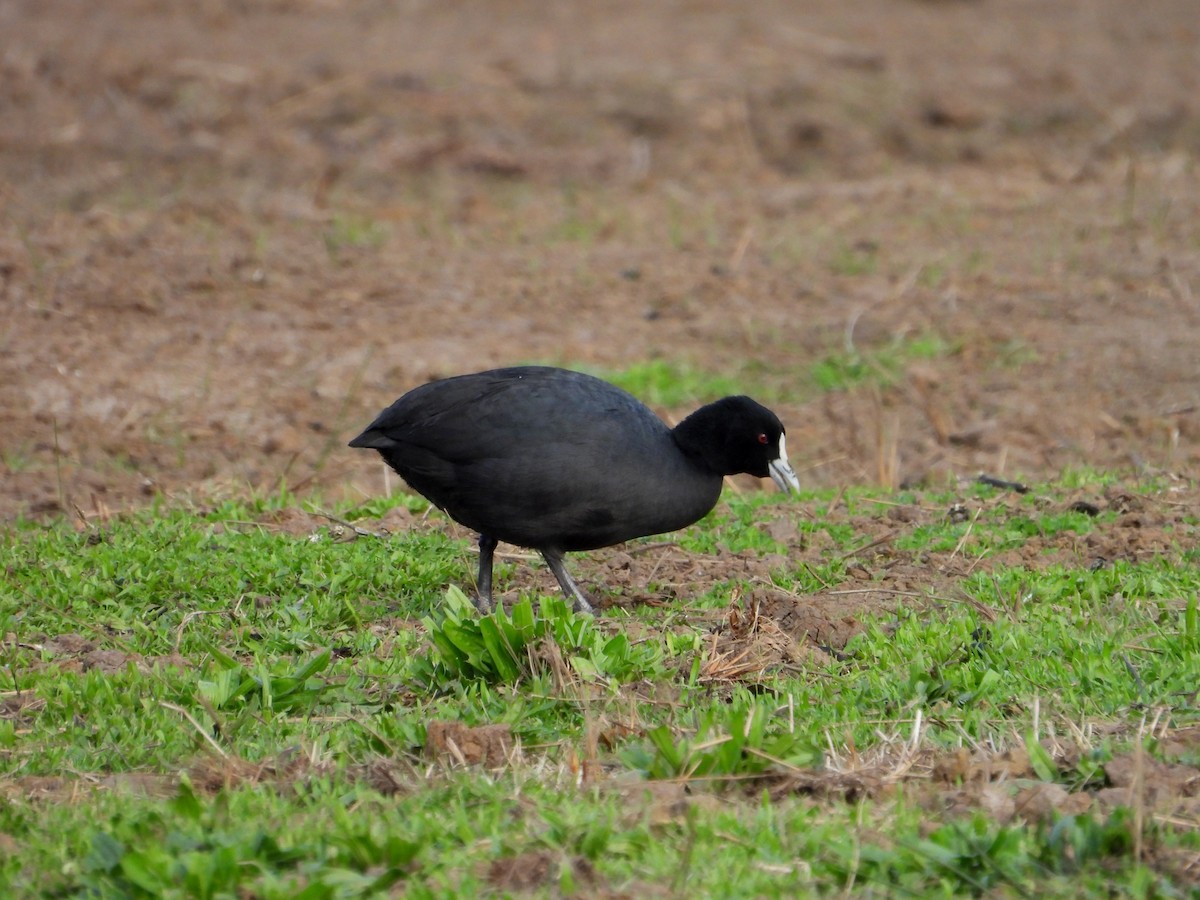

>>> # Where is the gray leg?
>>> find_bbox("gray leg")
[541,549,594,614]
[475,535,498,614]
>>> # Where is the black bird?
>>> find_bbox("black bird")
[349,366,799,613]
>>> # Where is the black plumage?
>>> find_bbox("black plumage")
[350,366,798,613]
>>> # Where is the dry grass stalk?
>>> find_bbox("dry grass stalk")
[698,593,796,684]
[947,506,982,561]
[872,400,900,489]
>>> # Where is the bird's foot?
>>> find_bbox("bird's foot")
[474,535,499,615]
[473,595,496,615]
[542,549,595,615]
[571,594,595,615]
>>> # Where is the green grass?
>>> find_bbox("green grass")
[829,241,879,277]
[596,359,752,407]
[323,213,389,257]
[583,337,956,409]
[1,480,1198,895]
[0,444,35,475]
[809,332,952,393]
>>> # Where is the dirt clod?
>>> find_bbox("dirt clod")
[425,721,515,768]
[486,851,596,893]
[1014,782,1092,823]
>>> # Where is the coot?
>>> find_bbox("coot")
[349,366,799,613]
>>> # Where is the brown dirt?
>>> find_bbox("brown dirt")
[425,720,516,767]
[3,0,1199,524]
[770,726,1200,832]
[485,850,598,895]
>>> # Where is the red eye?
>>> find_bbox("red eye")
[757,433,768,444]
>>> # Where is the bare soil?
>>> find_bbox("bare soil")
[4,0,1200,524]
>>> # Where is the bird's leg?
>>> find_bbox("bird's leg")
[475,534,498,614]
[541,549,595,614]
